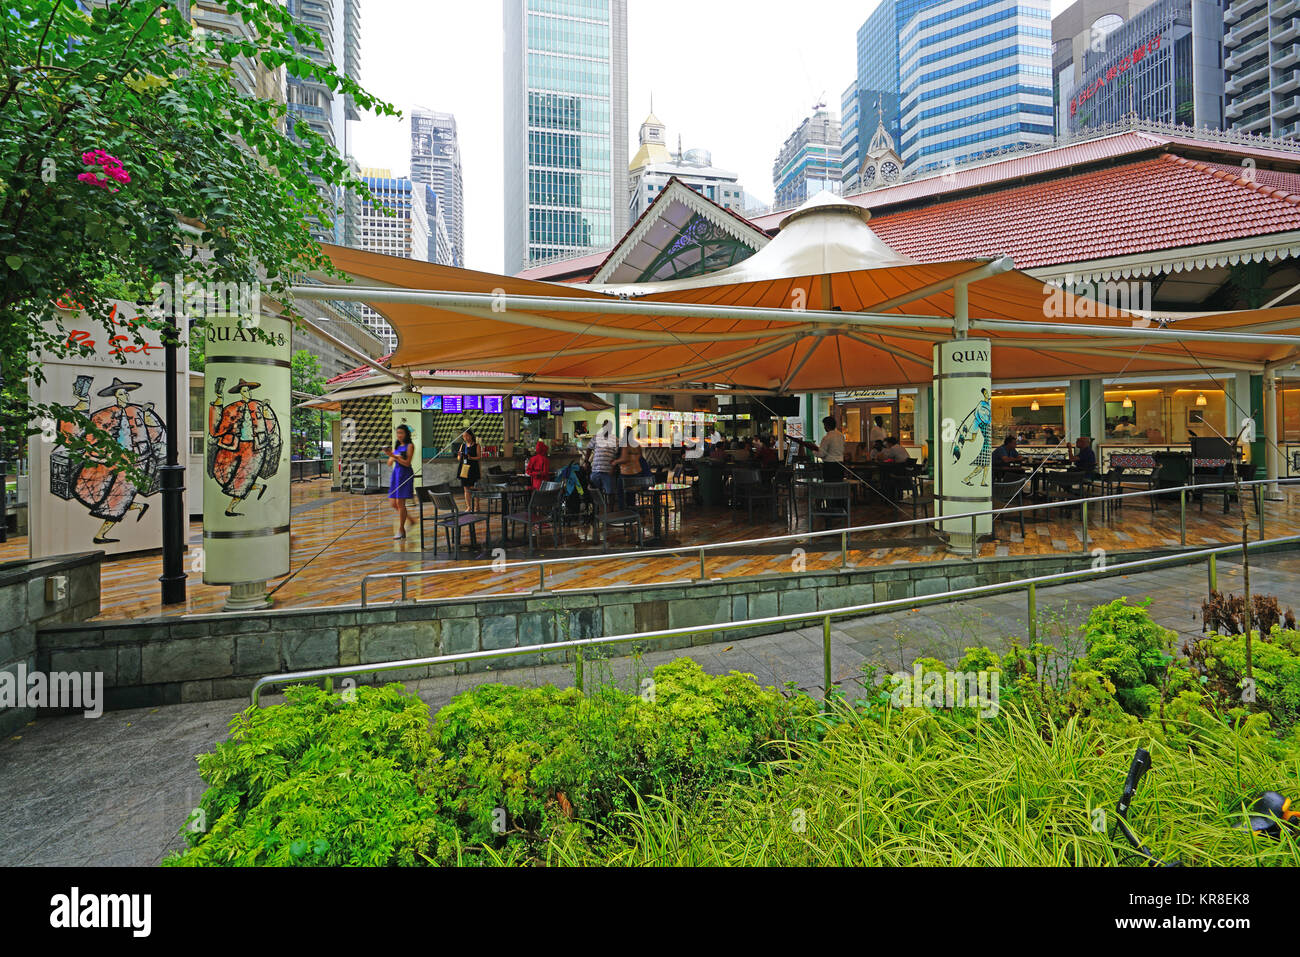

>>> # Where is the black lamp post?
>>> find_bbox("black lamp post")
[158,314,186,605]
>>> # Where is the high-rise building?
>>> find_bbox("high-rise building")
[285,0,361,245]
[1064,0,1222,133]
[772,110,843,210]
[627,113,747,220]
[1224,0,1300,139]
[503,0,629,275]
[424,184,456,266]
[356,170,430,350]
[1051,0,1152,137]
[898,0,1055,172]
[410,109,465,267]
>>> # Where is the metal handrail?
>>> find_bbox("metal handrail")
[253,531,1300,706]
[359,476,1299,606]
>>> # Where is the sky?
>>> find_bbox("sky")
[351,0,1076,275]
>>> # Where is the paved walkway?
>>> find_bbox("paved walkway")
[1,551,1294,866]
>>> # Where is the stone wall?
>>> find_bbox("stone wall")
[1,552,102,735]
[34,543,1269,712]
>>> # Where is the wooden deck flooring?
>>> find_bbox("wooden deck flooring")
[3,478,1295,621]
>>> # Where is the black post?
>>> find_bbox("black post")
[0,369,7,543]
[159,314,186,605]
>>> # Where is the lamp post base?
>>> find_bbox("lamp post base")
[223,581,271,612]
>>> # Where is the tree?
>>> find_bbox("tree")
[290,348,328,456]
[1,1,396,471]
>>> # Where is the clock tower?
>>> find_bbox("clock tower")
[861,104,903,190]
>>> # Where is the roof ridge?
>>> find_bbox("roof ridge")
[1161,153,1300,208]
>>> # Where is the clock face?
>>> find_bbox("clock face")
[863,164,877,184]
[881,161,900,182]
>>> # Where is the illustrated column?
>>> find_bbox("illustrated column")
[201,312,291,611]
[933,341,992,553]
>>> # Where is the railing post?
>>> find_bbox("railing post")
[969,514,978,559]
[575,648,584,694]
[1081,500,1089,555]
[840,530,848,569]
[1179,488,1187,546]
[538,563,545,592]
[400,576,408,603]
[1257,485,1265,541]
[822,615,833,708]
[1027,582,1037,644]
[699,547,706,581]
[1208,552,1217,597]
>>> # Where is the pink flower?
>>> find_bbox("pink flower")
[79,149,129,189]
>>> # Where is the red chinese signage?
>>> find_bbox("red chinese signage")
[1070,33,1162,117]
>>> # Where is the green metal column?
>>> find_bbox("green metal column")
[805,393,815,442]
[1250,374,1265,467]
[1079,379,1092,439]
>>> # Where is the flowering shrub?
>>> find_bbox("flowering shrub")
[77,149,130,191]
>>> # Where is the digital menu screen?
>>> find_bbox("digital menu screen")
[510,395,526,411]
[484,395,502,414]
[442,395,462,414]
[462,394,482,411]
[524,396,538,414]
[421,395,442,411]
[554,399,565,415]
[538,397,552,413]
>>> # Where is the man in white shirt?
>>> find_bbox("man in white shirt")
[868,415,887,446]
[817,415,845,481]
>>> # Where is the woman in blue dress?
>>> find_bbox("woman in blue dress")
[387,424,416,540]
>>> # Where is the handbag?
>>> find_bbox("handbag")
[459,461,472,480]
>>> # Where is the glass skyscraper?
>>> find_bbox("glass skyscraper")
[504,0,628,275]
[845,0,1054,179]
[898,0,1054,171]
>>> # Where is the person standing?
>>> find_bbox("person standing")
[525,439,552,490]
[817,415,846,481]
[457,429,480,511]
[868,415,887,446]
[589,417,616,482]
[387,424,416,540]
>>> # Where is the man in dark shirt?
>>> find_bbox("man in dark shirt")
[1073,436,1097,473]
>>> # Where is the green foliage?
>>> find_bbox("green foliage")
[165,684,454,866]
[1081,598,1176,716]
[168,659,814,866]
[1188,628,1300,732]
[1,0,396,465]
[289,349,328,453]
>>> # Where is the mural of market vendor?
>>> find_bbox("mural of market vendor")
[52,375,166,545]
[207,377,282,516]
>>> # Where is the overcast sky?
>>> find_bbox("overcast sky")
[352,0,1074,274]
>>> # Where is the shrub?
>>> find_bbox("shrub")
[1186,629,1300,733]
[1080,598,1176,716]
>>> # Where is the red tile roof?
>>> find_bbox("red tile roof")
[749,130,1300,231]
[862,153,1300,268]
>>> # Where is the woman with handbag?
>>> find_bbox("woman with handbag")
[457,429,480,511]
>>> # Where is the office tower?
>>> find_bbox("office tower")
[1051,0,1153,137]
[503,0,629,274]
[424,184,456,266]
[356,171,431,350]
[627,112,747,220]
[772,110,843,210]
[898,0,1055,171]
[1064,0,1223,132]
[285,0,362,245]
[410,109,465,266]
[1223,0,1300,138]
